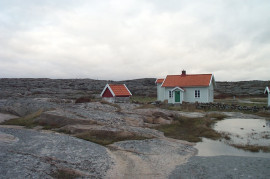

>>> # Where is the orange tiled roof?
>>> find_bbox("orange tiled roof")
[162,74,212,87]
[109,84,132,96]
[156,79,164,84]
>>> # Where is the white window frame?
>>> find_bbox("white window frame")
[195,90,200,98]
[169,91,172,98]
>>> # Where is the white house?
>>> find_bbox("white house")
[156,70,215,104]
[100,84,132,103]
[264,86,270,107]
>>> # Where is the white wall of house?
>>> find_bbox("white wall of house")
[183,87,209,103]
[102,97,115,103]
[164,87,184,104]
[157,83,165,101]
[208,82,214,102]
[157,79,214,104]
[268,93,270,107]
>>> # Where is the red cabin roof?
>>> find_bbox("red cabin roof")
[101,84,132,97]
[162,74,212,87]
[155,79,164,84]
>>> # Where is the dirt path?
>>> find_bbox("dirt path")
[106,138,197,179]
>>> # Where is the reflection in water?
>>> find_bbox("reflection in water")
[195,138,270,158]
[214,118,270,146]
[195,118,270,158]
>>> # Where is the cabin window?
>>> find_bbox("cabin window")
[169,91,173,98]
[195,90,200,98]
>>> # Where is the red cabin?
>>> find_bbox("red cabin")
[100,84,132,103]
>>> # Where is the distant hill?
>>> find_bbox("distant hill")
[0,78,269,99]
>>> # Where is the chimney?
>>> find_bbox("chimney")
[181,70,186,76]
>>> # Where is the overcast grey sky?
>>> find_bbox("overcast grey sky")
[0,0,269,81]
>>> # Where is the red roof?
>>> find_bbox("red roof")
[162,74,212,87]
[108,84,132,97]
[156,79,164,84]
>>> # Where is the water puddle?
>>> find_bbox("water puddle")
[195,118,270,158]
[214,118,270,146]
[195,138,270,158]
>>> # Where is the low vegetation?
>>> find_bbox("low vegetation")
[130,96,156,104]
[51,168,83,179]
[255,111,270,119]
[214,97,267,108]
[75,131,151,145]
[75,96,94,103]
[231,144,270,153]
[155,113,227,142]
[1,110,43,128]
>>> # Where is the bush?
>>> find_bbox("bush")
[75,96,94,103]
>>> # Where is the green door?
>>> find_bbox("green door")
[175,91,180,102]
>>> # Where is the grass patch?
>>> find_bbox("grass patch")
[231,144,270,153]
[130,96,156,104]
[75,96,93,103]
[205,112,228,120]
[136,104,156,109]
[51,168,83,179]
[256,111,270,119]
[1,110,43,128]
[160,103,203,112]
[75,131,151,145]
[155,115,223,142]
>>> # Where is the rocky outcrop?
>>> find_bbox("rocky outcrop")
[0,127,113,178]
[0,78,269,99]
[215,81,270,97]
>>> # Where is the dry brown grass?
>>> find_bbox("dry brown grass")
[155,115,223,142]
[51,168,83,179]
[0,110,43,128]
[231,144,270,153]
[205,112,228,120]
[75,130,151,145]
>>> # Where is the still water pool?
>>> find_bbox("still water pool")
[195,118,270,158]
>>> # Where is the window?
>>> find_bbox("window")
[195,90,200,98]
[169,91,174,98]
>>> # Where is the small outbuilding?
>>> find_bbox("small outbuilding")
[100,84,132,103]
[264,86,270,107]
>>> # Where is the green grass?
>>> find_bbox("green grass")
[130,96,156,104]
[135,104,156,109]
[1,110,43,128]
[75,131,151,145]
[155,115,225,142]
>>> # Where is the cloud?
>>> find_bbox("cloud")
[0,0,269,81]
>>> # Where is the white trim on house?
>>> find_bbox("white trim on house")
[124,84,132,96]
[171,87,185,92]
[265,86,270,107]
[209,75,216,87]
[264,87,269,94]
[160,75,167,87]
[100,84,115,97]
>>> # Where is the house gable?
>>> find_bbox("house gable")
[103,88,114,97]
[265,86,270,94]
[100,84,132,97]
